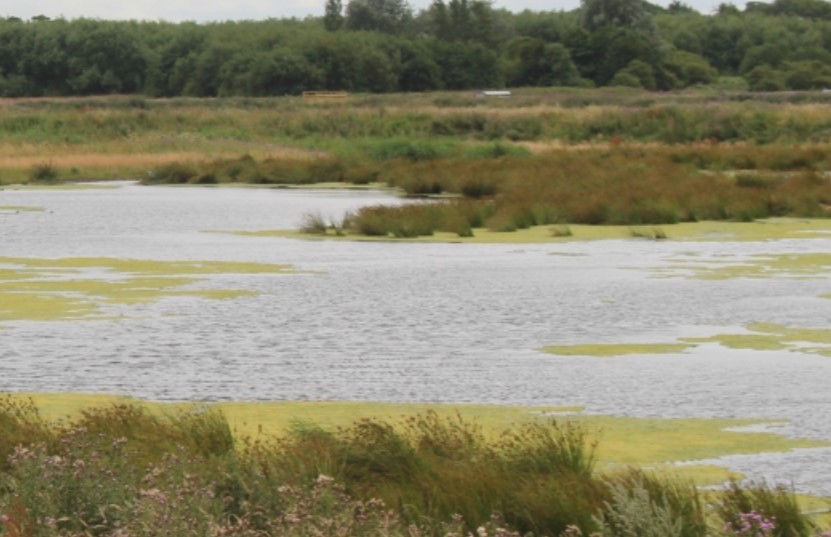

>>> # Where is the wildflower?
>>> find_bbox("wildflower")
[0,514,10,523]
[724,511,776,537]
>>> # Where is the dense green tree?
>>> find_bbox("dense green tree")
[664,50,717,86]
[745,64,787,90]
[783,59,831,88]
[431,39,501,88]
[427,0,499,46]
[324,0,344,31]
[505,37,582,86]
[0,6,828,97]
[611,58,656,88]
[580,0,655,33]
[700,14,747,73]
[584,26,663,86]
[768,0,831,19]
[345,0,413,34]
[63,20,147,94]
[399,40,443,90]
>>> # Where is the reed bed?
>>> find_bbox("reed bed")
[0,398,822,537]
[4,93,831,231]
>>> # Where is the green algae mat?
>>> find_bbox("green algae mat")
[0,256,297,324]
[539,322,831,359]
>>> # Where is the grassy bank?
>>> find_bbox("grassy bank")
[0,396,827,537]
[0,90,828,178]
[3,92,831,235]
[183,145,831,237]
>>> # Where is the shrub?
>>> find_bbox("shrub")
[145,161,198,184]
[28,161,59,182]
[299,212,329,234]
[593,476,685,537]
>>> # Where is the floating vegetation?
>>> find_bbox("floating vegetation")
[0,205,45,214]
[657,252,831,280]
[0,257,298,324]
[681,322,831,356]
[540,322,831,361]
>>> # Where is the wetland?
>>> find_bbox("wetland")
[3,92,831,536]
[3,180,831,497]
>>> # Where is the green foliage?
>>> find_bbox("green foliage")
[505,38,584,87]
[593,476,686,537]
[580,0,656,32]
[664,50,718,87]
[0,6,828,95]
[345,0,413,34]
[429,0,500,47]
[612,59,657,89]
[324,0,344,31]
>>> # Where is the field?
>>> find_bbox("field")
[3,89,831,536]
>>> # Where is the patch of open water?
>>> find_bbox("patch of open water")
[2,182,831,493]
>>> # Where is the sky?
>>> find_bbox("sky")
[4,0,742,23]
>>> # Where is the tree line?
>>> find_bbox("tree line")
[1,0,831,97]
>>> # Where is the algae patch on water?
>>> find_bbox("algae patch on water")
[681,322,831,356]
[655,252,831,280]
[0,257,297,324]
[0,205,45,215]
[540,322,831,360]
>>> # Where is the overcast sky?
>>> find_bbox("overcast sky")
[4,0,742,23]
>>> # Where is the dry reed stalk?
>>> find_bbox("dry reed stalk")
[0,152,212,169]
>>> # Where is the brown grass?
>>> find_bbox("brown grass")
[0,146,324,169]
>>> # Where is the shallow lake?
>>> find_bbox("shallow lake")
[2,182,831,494]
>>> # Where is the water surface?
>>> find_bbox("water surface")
[2,182,831,494]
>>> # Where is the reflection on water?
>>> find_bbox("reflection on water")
[2,182,831,493]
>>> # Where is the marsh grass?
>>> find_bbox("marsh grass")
[0,401,827,537]
[27,161,59,183]
[0,396,56,471]
[550,224,574,237]
[630,227,668,240]
[715,481,818,537]
[341,148,831,237]
[343,202,474,238]
[5,93,831,187]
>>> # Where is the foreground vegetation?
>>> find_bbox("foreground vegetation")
[0,396,826,537]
